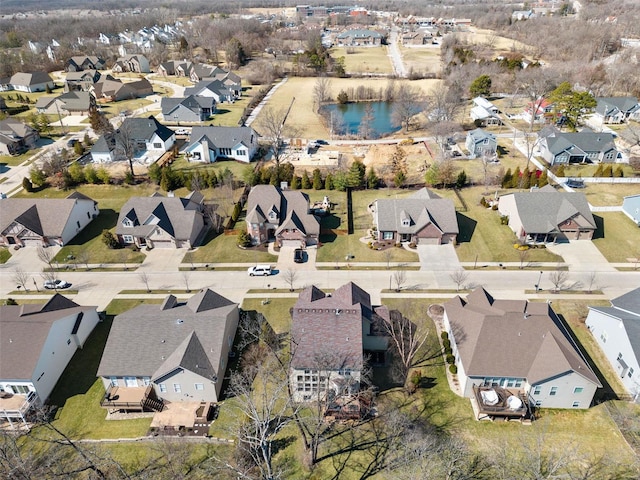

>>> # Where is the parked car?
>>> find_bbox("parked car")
[247,265,272,276]
[66,138,78,148]
[44,279,71,290]
[175,128,190,135]
[294,248,305,263]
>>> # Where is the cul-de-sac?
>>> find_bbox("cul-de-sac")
[1,0,640,478]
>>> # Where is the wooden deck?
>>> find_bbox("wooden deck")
[472,385,531,421]
[101,386,163,412]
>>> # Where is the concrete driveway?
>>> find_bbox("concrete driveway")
[546,240,617,272]
[276,245,317,272]
[416,244,461,271]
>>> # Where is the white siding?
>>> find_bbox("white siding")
[59,199,99,245]
[528,372,598,409]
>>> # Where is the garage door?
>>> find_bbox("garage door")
[150,240,173,248]
[22,238,44,247]
[418,237,440,245]
[281,240,302,248]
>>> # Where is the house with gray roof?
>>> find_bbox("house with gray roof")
[97,289,238,409]
[35,91,96,115]
[594,96,640,124]
[465,128,497,159]
[470,97,501,126]
[498,185,596,243]
[336,29,384,46]
[538,129,618,165]
[184,79,234,103]
[65,55,105,72]
[182,126,258,163]
[0,192,98,247]
[245,184,320,248]
[0,118,39,156]
[0,295,100,428]
[112,54,150,73]
[444,288,601,411]
[157,60,193,77]
[586,287,640,399]
[161,95,216,123]
[115,191,206,249]
[622,194,640,226]
[91,77,153,102]
[9,71,55,93]
[290,282,389,402]
[370,188,458,245]
[64,70,103,92]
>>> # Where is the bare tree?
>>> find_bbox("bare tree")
[450,269,469,292]
[587,271,597,293]
[77,249,91,271]
[181,271,191,293]
[283,268,298,292]
[518,247,530,270]
[313,76,331,111]
[384,249,393,270]
[391,84,425,133]
[549,268,568,292]
[393,270,407,292]
[12,268,30,292]
[385,309,429,390]
[115,121,137,179]
[118,249,128,271]
[138,271,151,293]
[358,103,376,140]
[37,245,55,271]
[255,106,299,171]
[429,83,460,123]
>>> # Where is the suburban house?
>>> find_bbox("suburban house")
[97,289,239,409]
[622,194,640,226]
[35,91,96,115]
[184,80,234,104]
[522,98,554,124]
[188,66,242,99]
[64,70,103,92]
[335,29,384,46]
[161,95,217,123]
[465,128,497,159]
[0,118,40,155]
[0,192,99,247]
[401,29,435,45]
[157,60,193,77]
[538,129,618,165]
[189,64,227,82]
[585,287,640,400]
[182,126,258,163]
[594,97,640,124]
[65,55,105,72]
[245,184,320,248]
[112,54,150,73]
[91,77,153,102]
[290,282,390,403]
[115,191,206,249]
[370,188,458,245]
[470,97,501,126]
[0,295,100,428]
[498,184,596,243]
[91,116,175,163]
[9,71,55,93]
[444,288,601,413]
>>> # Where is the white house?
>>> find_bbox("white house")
[183,126,258,163]
[0,295,100,428]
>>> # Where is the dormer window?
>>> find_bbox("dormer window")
[122,218,133,227]
[401,219,410,227]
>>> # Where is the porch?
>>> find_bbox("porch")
[0,390,38,430]
[471,385,531,422]
[100,385,164,412]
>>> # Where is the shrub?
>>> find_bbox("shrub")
[500,215,509,225]
[231,202,242,222]
[444,346,452,356]
[446,354,455,365]
[22,177,33,192]
[449,364,458,374]
[101,230,119,249]
[442,338,451,349]
[5,298,17,305]
[491,204,498,210]
[237,230,252,247]
[480,197,488,207]
[440,331,449,340]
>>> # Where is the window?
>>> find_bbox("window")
[535,400,542,407]
[173,383,181,393]
[143,377,151,386]
[122,235,134,243]
[76,221,81,228]
[67,339,71,345]
[195,383,204,391]
[159,383,167,393]
[153,142,162,149]
[572,401,580,408]
[549,386,558,396]
[110,377,118,387]
[618,352,623,360]
[601,331,608,343]
[573,387,584,394]
[629,368,635,378]
[383,231,394,240]
[123,219,132,227]
[533,385,542,395]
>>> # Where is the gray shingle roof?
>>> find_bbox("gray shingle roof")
[184,79,230,98]
[467,128,496,144]
[545,131,616,156]
[596,97,640,116]
[10,71,53,87]
[119,116,174,142]
[97,289,237,379]
[161,95,215,115]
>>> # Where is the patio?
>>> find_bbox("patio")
[0,390,37,429]
[101,385,164,412]
[150,401,217,436]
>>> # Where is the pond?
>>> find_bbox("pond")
[320,101,400,138]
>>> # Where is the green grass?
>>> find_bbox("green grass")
[330,46,393,75]
[185,231,277,264]
[241,298,296,335]
[0,150,36,167]
[170,156,253,180]
[592,212,640,263]
[0,247,11,263]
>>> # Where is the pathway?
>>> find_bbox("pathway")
[387,27,407,78]
[245,77,289,126]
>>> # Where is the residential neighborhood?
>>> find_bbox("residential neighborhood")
[0,0,639,478]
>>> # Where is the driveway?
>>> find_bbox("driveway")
[546,240,617,272]
[276,245,317,272]
[416,244,461,271]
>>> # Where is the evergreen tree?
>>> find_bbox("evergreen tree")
[501,168,513,188]
[394,170,406,188]
[312,168,323,190]
[96,166,111,185]
[148,163,162,184]
[594,164,604,177]
[522,169,532,189]
[614,165,624,177]
[29,166,47,186]
[22,177,33,192]
[325,173,333,190]
[555,164,565,177]
[84,165,98,184]
[301,171,311,189]
[538,169,548,187]
[290,175,300,189]
[366,167,379,189]
[456,170,467,189]
[510,167,521,188]
[603,164,613,177]
[347,160,366,188]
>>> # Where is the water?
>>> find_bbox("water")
[320,101,400,138]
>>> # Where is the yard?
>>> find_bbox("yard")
[330,46,393,75]
[581,182,640,207]
[398,44,441,76]
[592,212,640,263]
[0,247,11,264]
[184,230,277,265]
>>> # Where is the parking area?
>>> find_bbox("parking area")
[276,245,317,271]
[416,244,461,271]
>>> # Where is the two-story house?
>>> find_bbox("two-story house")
[465,128,497,159]
[182,126,258,163]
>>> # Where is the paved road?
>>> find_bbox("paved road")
[387,27,407,78]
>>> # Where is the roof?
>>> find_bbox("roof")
[161,95,216,115]
[467,128,496,144]
[10,71,53,86]
[115,192,203,241]
[444,288,600,386]
[545,131,617,156]
[245,185,319,238]
[0,193,96,238]
[184,126,256,151]
[611,287,640,316]
[0,295,96,380]
[374,188,458,236]
[500,187,596,234]
[596,97,639,116]
[0,118,37,139]
[119,116,174,142]
[97,289,237,379]
[337,29,383,39]
[184,79,230,98]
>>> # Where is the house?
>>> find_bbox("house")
[0,118,40,156]
[498,184,596,243]
[444,288,601,413]
[64,70,103,92]
[585,287,640,399]
[187,66,242,99]
[35,91,96,116]
[245,184,320,248]
[522,98,554,124]
[0,295,100,427]
[112,54,150,73]
[182,126,258,163]
[65,55,105,72]
[0,192,98,247]
[290,282,389,402]
[622,194,640,226]
[370,188,458,245]
[470,97,501,126]
[189,64,226,83]
[91,116,175,163]
[401,30,434,45]
[9,71,55,93]
[184,79,234,103]
[465,128,497,159]
[115,191,206,248]
[97,289,238,409]
[594,97,640,124]
[161,95,216,123]
[538,129,618,165]
[92,78,153,102]
[157,60,193,77]
[336,29,384,46]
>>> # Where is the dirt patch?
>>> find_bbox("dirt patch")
[362,143,431,185]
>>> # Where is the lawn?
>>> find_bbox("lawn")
[171,156,253,181]
[0,247,10,264]
[330,46,393,75]
[0,149,36,167]
[184,230,277,264]
[592,212,640,263]
[559,163,636,179]
[98,98,154,119]
[399,44,441,76]
[582,182,640,207]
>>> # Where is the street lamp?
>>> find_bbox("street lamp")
[535,271,543,292]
